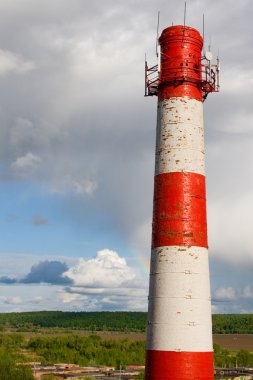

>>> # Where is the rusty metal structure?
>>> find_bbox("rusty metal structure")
[144,25,219,380]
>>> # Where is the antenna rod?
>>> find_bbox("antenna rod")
[145,53,147,96]
[156,11,160,57]
[184,2,187,27]
[203,14,205,53]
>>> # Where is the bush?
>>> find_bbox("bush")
[0,348,34,380]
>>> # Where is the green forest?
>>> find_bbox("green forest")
[27,334,145,366]
[0,311,252,334]
[0,311,252,378]
[0,332,253,379]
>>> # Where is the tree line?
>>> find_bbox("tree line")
[0,312,252,334]
[0,333,253,377]
[214,343,253,367]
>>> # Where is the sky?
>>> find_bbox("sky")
[0,0,252,314]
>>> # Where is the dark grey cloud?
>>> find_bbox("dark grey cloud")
[0,260,72,285]
[0,276,17,284]
[0,261,72,285]
[22,260,72,285]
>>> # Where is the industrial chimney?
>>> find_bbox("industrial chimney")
[144,24,219,380]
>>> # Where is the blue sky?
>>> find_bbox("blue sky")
[0,0,252,313]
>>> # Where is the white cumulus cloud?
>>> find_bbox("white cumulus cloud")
[62,249,148,311]
[64,249,139,288]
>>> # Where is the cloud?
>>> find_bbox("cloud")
[49,176,98,196]
[29,296,45,304]
[0,284,68,312]
[0,0,251,313]
[211,281,253,313]
[6,296,22,305]
[0,49,34,76]
[32,214,48,225]
[0,250,147,311]
[11,152,42,178]
[208,193,253,268]
[0,296,22,305]
[0,276,17,284]
[60,249,148,311]
[69,178,97,196]
[242,286,253,300]
[22,260,72,285]
[63,249,141,288]
[59,288,147,312]
[215,287,237,301]
[0,250,148,311]
[131,218,152,274]
[59,292,88,304]
[0,260,72,285]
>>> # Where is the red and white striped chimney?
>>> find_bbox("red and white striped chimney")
[144,24,219,380]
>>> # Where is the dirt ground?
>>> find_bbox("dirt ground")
[213,334,253,351]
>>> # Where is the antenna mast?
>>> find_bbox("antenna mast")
[203,14,205,54]
[156,11,160,57]
[184,2,187,27]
